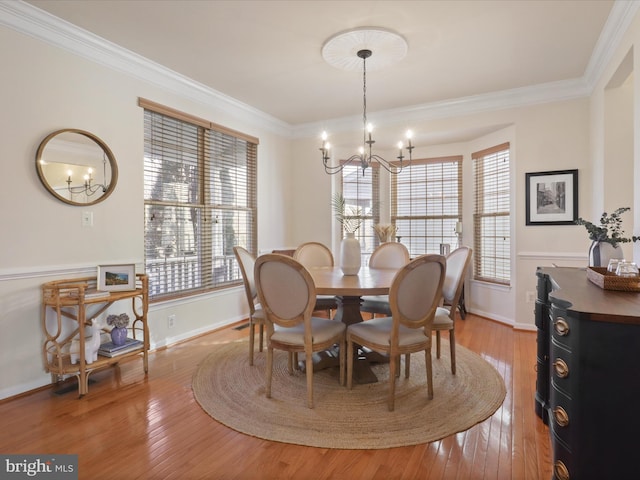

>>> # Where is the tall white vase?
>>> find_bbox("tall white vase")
[588,241,624,267]
[340,232,361,275]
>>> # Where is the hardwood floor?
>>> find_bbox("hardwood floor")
[0,313,552,479]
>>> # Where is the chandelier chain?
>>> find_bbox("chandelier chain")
[362,54,367,150]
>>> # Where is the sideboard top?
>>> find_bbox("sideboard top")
[537,267,640,325]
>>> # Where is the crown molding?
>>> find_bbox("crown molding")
[0,1,293,138]
[291,77,591,138]
[1,0,637,140]
[583,0,640,90]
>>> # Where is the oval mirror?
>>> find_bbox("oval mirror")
[36,129,118,206]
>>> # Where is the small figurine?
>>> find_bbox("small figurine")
[70,323,102,364]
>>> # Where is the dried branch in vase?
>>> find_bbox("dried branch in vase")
[373,224,397,243]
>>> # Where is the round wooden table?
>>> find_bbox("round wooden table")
[308,266,398,325]
[307,266,399,383]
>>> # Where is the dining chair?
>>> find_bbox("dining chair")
[233,246,266,366]
[254,254,346,409]
[360,242,411,317]
[346,254,446,411]
[432,246,472,374]
[293,242,338,317]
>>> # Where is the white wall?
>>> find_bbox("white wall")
[0,25,292,399]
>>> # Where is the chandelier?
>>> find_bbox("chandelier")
[320,43,415,175]
[66,153,109,197]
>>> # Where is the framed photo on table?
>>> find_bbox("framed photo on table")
[525,169,578,226]
[98,264,136,291]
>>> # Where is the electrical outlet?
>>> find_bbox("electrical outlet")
[526,291,535,303]
[168,314,176,328]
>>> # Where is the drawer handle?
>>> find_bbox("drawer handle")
[553,406,569,427]
[553,359,569,378]
[554,460,570,480]
[554,318,570,336]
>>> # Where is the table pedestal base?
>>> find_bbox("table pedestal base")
[299,345,389,384]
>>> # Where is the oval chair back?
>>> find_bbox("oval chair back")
[368,242,410,269]
[293,242,334,268]
[389,254,446,333]
[346,254,446,411]
[360,242,410,316]
[293,242,337,316]
[233,246,266,365]
[433,246,473,375]
[254,254,346,408]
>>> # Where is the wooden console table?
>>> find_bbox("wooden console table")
[535,267,640,480]
[41,274,149,397]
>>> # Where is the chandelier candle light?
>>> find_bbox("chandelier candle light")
[320,28,415,175]
[65,152,109,197]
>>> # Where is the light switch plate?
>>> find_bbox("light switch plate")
[82,211,93,227]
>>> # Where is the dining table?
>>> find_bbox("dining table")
[307,265,399,383]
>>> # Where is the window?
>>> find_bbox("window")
[472,143,510,285]
[340,163,379,265]
[391,156,463,256]
[141,99,258,299]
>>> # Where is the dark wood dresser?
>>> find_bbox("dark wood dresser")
[535,267,640,480]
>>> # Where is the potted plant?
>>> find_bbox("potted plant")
[331,193,363,234]
[332,193,363,275]
[575,207,639,266]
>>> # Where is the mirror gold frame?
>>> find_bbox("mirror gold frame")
[36,129,118,206]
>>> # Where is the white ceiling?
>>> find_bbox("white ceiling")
[23,0,617,133]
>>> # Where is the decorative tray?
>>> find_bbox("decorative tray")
[586,267,640,292]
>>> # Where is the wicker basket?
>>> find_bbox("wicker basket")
[586,267,640,292]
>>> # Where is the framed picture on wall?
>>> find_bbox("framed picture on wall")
[525,169,578,225]
[97,264,136,291]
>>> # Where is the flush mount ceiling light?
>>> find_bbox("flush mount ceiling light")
[320,28,414,175]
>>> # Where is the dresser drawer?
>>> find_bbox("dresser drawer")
[551,443,572,480]
[550,307,574,349]
[550,338,573,396]
[549,386,572,448]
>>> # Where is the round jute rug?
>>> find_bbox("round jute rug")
[192,339,506,449]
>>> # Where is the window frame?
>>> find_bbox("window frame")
[140,98,258,301]
[472,143,510,285]
[391,156,463,257]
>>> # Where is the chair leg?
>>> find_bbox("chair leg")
[388,354,397,411]
[425,349,434,400]
[404,353,411,378]
[449,328,456,375]
[306,349,314,409]
[258,323,264,352]
[346,338,354,389]
[249,322,256,366]
[436,331,441,358]
[266,347,273,399]
[339,338,346,386]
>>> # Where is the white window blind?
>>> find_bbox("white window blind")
[391,156,463,256]
[340,164,379,265]
[472,143,510,285]
[141,99,258,299]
